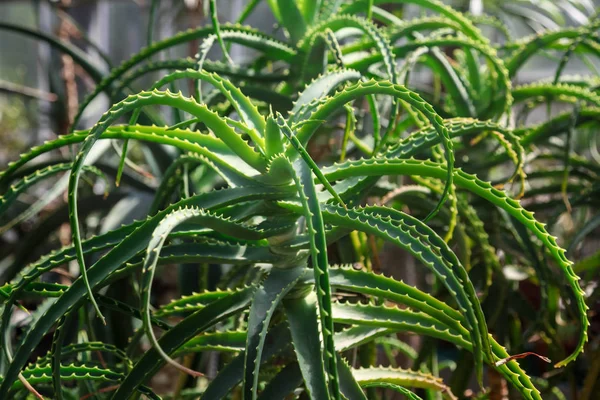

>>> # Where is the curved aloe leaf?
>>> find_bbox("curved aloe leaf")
[243,266,305,399]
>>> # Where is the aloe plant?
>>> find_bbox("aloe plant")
[0,0,598,398]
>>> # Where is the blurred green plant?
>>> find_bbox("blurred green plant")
[450,0,595,32]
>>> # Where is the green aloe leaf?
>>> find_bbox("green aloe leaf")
[115,287,256,398]
[352,367,457,400]
[0,186,289,398]
[322,158,588,368]
[243,266,306,399]
[284,292,331,400]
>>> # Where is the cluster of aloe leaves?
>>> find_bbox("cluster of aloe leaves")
[1,0,599,398]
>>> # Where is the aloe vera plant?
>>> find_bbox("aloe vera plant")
[0,0,598,398]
